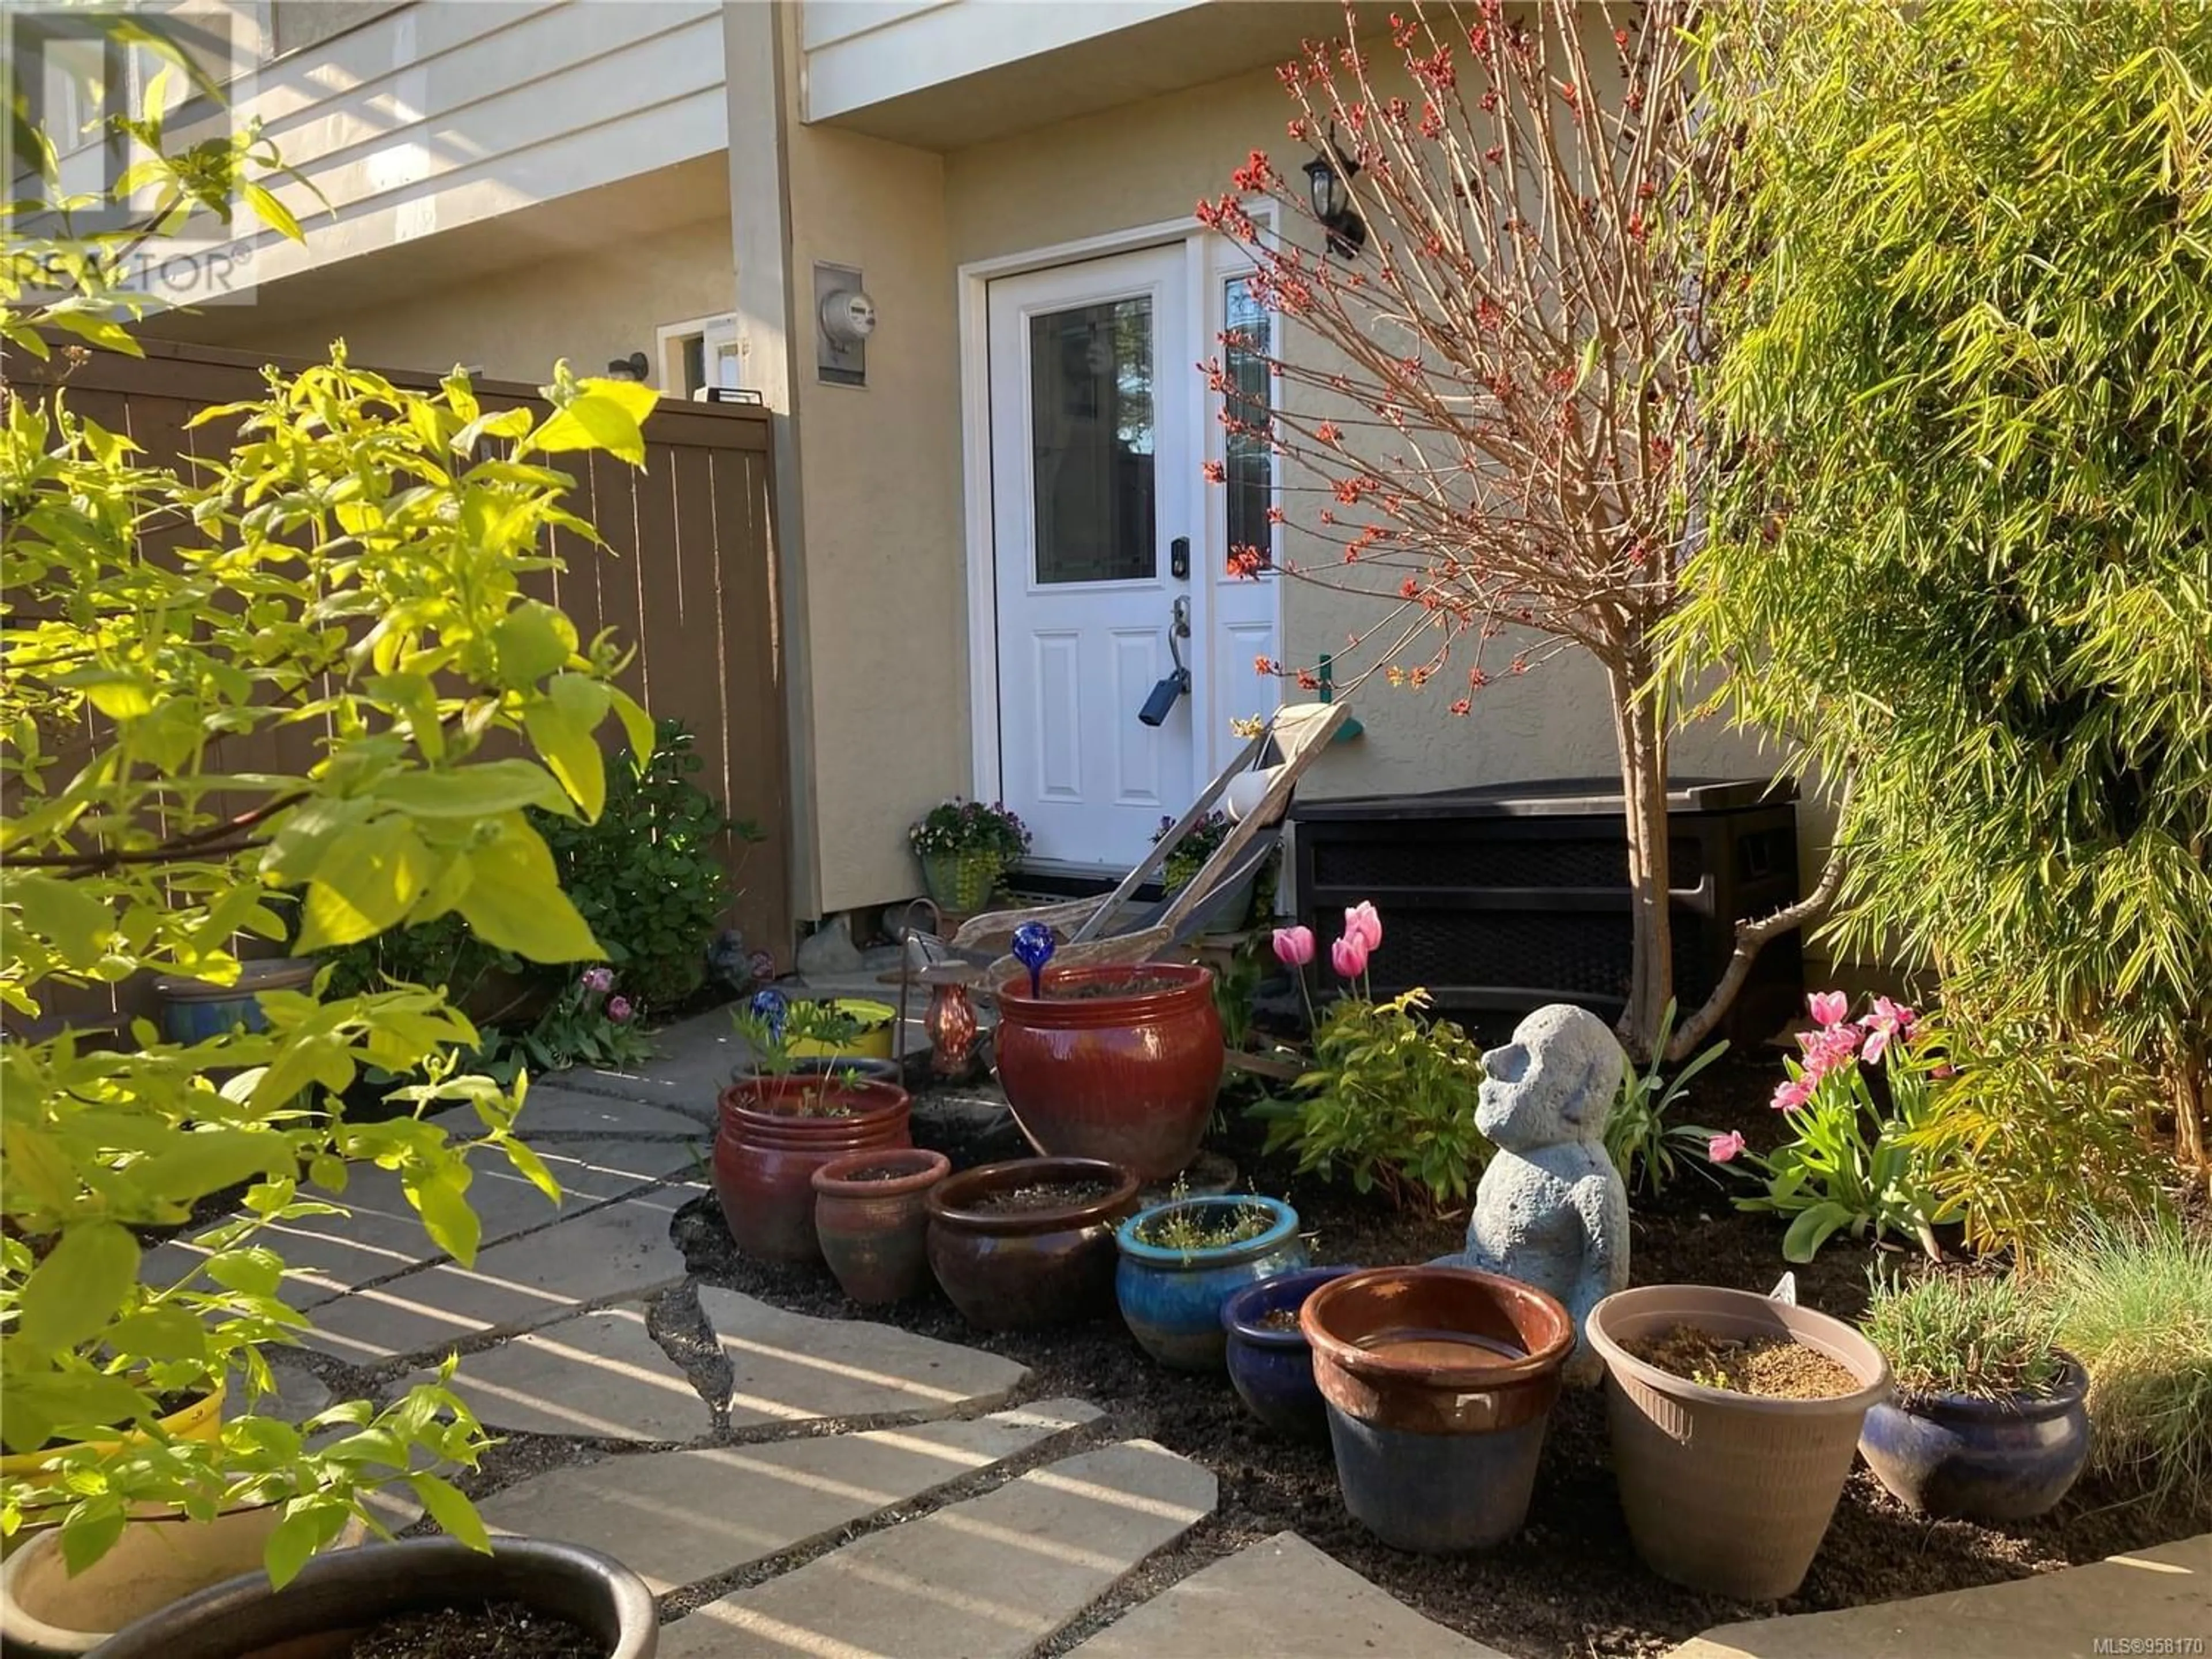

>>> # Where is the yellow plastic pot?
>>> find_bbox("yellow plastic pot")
[0,1382,227,1482]
[786,999,898,1061]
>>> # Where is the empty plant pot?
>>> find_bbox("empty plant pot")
[1858,1350,2090,1522]
[1115,1195,1308,1371]
[1302,1266,1574,1554]
[1221,1265,1360,1440]
[90,1536,657,1659]
[1586,1284,1891,1601]
[993,963,1224,1181]
[925,1157,1139,1330]
[811,1147,952,1305]
[714,1077,911,1265]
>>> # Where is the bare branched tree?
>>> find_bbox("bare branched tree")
[1200,0,1808,1058]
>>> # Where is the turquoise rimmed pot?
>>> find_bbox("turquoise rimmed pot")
[1114,1194,1306,1371]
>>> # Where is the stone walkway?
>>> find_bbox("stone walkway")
[146,1008,1487,1656]
[149,1007,2207,1657]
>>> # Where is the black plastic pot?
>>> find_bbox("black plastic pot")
[90,1537,656,1659]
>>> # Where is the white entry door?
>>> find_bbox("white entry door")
[988,247,1195,870]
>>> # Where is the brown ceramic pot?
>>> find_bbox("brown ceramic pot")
[810,1147,951,1305]
[1586,1285,1892,1601]
[993,963,1224,1181]
[714,1077,911,1265]
[1302,1267,1574,1552]
[925,1157,1139,1330]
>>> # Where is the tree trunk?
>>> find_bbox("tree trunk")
[1608,653,1674,1062]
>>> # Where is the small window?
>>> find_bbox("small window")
[657,314,740,398]
[1223,276,1274,569]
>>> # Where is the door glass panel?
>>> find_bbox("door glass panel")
[1224,276,1274,570]
[1029,297,1156,585]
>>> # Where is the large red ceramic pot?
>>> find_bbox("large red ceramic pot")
[993,963,1224,1181]
[714,1077,911,1265]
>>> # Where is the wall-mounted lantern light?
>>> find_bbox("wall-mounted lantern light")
[1304,143,1367,259]
[605,351,649,382]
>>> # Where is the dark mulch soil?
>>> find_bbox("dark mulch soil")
[965,1180,1117,1214]
[675,1050,2202,1659]
[1626,1325,1863,1400]
[347,1600,601,1659]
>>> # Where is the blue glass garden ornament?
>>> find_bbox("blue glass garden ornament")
[749,986,788,1044]
[1011,923,1055,997]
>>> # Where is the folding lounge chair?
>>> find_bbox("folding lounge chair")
[937,701,1349,985]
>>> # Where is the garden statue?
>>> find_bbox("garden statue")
[1436,1003,1629,1384]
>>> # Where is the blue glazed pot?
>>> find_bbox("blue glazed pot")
[1221,1266,1359,1440]
[1858,1351,2091,1522]
[1115,1195,1307,1371]
[152,958,319,1046]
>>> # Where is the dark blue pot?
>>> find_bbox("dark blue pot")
[153,958,319,1046]
[1858,1351,2091,1522]
[1115,1195,1307,1371]
[1221,1266,1359,1440]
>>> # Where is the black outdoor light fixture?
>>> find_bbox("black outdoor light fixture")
[1304,141,1366,259]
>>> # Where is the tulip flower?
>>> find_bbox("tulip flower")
[1272,926,1316,968]
[1331,934,1370,980]
[1343,900,1384,954]
[1771,1075,1814,1112]
[606,995,633,1024]
[1858,996,1919,1064]
[1707,1130,1748,1164]
[1807,990,1849,1029]
[582,965,615,995]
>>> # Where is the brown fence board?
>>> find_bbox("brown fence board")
[5,337,791,1028]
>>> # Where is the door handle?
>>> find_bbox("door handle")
[1139,597,1192,727]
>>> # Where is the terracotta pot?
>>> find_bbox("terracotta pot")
[1858,1350,2090,1522]
[93,1536,656,1659]
[925,1157,1139,1330]
[714,1077,911,1265]
[993,964,1225,1181]
[1586,1285,1891,1601]
[811,1147,952,1305]
[1303,1267,1574,1553]
[1,1507,366,1657]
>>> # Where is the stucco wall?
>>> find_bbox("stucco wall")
[944,60,1836,951]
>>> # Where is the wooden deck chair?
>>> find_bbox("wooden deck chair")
[947,701,1349,984]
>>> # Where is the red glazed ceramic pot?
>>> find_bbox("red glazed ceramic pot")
[993,963,1224,1181]
[714,1077,911,1264]
[811,1147,951,1305]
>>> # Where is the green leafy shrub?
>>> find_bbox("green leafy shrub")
[1251,989,1489,1211]
[1679,0,2212,1214]
[318,912,520,1022]
[536,717,751,1013]
[1,25,664,1574]
[1605,999,1730,1197]
[2044,1210,2212,1514]
[1861,1270,2066,1401]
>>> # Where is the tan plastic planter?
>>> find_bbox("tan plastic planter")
[1586,1285,1891,1601]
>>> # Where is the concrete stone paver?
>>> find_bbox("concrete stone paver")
[657,1438,1217,1659]
[1067,1531,1508,1659]
[479,1399,1103,1594]
[506,1084,714,1142]
[1670,1533,2211,1659]
[394,1302,710,1441]
[549,1007,740,1123]
[698,1287,1029,1427]
[222,1354,333,1424]
[305,1183,696,1366]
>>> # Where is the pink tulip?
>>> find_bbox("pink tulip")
[1708,1130,1748,1164]
[1858,996,1919,1063]
[1343,901,1384,954]
[1771,1075,1814,1112]
[582,965,616,995]
[1807,990,1850,1029]
[606,995,633,1024]
[1272,925,1316,968]
[1798,1020,1863,1083]
[1331,934,1370,980]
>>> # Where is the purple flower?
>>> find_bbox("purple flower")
[606,995,632,1024]
[582,966,615,995]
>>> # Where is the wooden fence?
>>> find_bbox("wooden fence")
[5,336,792,1021]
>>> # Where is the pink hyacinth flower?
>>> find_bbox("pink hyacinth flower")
[1807,990,1850,1029]
[1272,925,1316,968]
[1343,900,1384,954]
[1708,1130,1748,1164]
[1331,934,1370,980]
[1771,1075,1814,1112]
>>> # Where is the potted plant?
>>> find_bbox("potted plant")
[717,993,912,1264]
[1149,810,1277,930]
[1114,1193,1307,1371]
[785,997,899,1063]
[925,1157,1140,1330]
[1585,1284,1891,1600]
[1220,1266,1360,1440]
[1301,1267,1574,1554]
[811,1147,952,1305]
[908,798,1030,914]
[89,1536,656,1659]
[1,59,672,1651]
[994,958,1226,1183]
[1857,1271,2089,1521]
